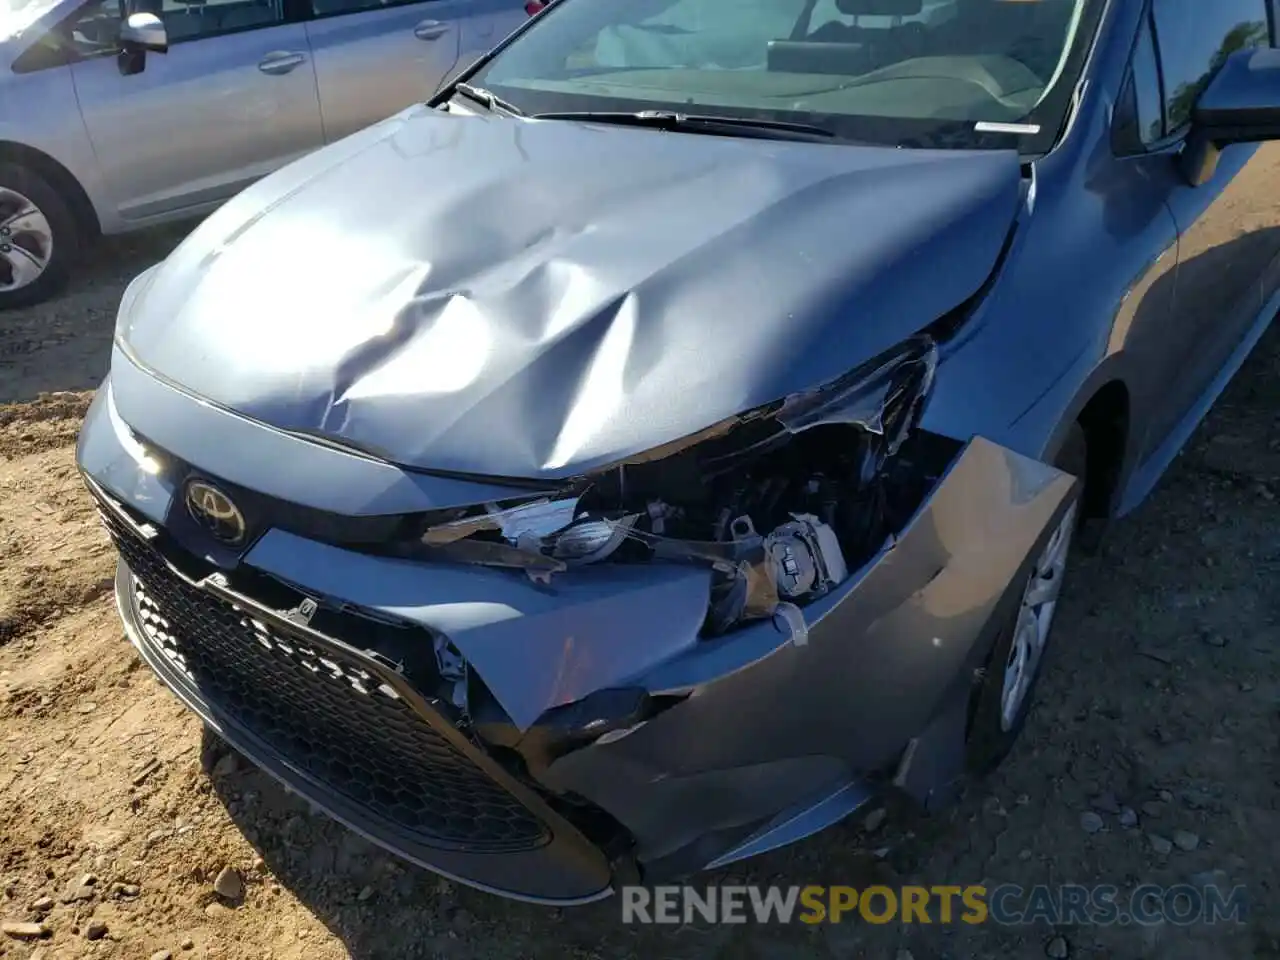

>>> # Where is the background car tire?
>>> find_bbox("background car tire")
[964,422,1087,775]
[0,162,80,311]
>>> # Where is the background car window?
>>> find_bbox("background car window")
[136,0,286,41]
[63,0,123,56]
[64,0,283,50]
[1150,0,1270,135]
[309,0,421,15]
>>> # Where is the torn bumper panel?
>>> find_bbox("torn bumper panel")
[79,381,1074,900]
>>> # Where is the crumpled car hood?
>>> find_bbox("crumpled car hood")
[118,105,1022,481]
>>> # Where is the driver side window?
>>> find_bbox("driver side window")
[1128,11,1165,146]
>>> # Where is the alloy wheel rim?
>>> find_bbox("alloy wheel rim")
[1000,500,1078,731]
[0,188,54,293]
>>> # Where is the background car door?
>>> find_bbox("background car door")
[65,0,324,222]
[452,0,526,77]
[1134,0,1280,458]
[302,0,467,144]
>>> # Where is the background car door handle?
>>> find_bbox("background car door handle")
[413,20,449,41]
[258,51,307,75]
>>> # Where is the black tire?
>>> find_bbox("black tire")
[0,161,81,311]
[965,422,1087,775]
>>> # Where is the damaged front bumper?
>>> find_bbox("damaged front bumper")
[78,360,1076,904]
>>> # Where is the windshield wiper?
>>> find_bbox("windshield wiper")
[529,109,838,141]
[453,82,526,117]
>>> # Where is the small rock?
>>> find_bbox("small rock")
[181,937,195,950]
[1182,790,1211,811]
[206,903,230,918]
[863,808,887,833]
[131,758,162,787]
[982,795,1006,817]
[1018,849,1033,861]
[1141,801,1164,818]
[1201,632,1227,648]
[213,866,243,901]
[1173,830,1200,852]
[1149,834,1173,855]
[1080,811,1104,834]
[77,701,99,714]
[1046,935,1070,958]
[896,951,916,960]
[1119,807,1139,828]
[1158,789,1174,803]
[61,883,94,904]
[1015,793,1030,806]
[119,883,141,898]
[1239,681,1255,693]
[871,846,891,860]
[211,753,239,779]
[1,921,48,940]
[85,919,108,941]
[1090,792,1122,814]
[30,896,54,912]
[1138,647,1175,665]
[356,886,374,902]
[152,951,174,960]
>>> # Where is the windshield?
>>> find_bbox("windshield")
[467,0,1104,152]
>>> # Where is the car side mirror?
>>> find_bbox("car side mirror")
[1182,46,1280,186]
[117,12,168,76]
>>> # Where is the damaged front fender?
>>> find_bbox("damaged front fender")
[534,435,1077,866]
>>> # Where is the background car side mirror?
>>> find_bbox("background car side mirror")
[1182,47,1280,186]
[117,12,168,76]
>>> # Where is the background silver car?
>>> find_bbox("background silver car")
[0,0,527,308]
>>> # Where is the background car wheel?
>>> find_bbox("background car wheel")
[965,423,1087,775]
[0,162,80,310]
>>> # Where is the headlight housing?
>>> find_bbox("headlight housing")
[416,335,939,636]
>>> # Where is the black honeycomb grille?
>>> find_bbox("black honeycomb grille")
[95,495,548,854]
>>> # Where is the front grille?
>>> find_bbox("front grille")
[95,494,549,854]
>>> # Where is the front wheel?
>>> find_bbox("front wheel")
[965,423,1086,774]
[0,163,80,310]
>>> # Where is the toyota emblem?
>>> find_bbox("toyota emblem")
[183,479,247,545]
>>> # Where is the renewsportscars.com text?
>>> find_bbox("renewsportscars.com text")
[621,883,1248,926]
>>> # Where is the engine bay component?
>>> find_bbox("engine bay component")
[764,514,849,601]
[413,335,938,636]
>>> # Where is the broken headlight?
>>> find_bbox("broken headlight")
[416,335,939,636]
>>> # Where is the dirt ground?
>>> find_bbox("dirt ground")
[1,224,1278,960]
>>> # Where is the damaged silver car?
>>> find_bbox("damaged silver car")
[77,0,1280,902]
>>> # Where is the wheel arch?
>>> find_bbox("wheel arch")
[0,140,101,238]
[1027,368,1131,530]
[1072,379,1131,520]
